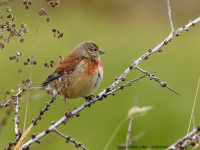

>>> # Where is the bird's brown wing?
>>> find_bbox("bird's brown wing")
[42,56,82,86]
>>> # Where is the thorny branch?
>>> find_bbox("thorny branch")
[14,86,21,139]
[167,125,200,150]
[20,14,200,149]
[54,129,88,150]
[0,83,31,110]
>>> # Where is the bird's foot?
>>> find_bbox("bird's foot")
[84,95,94,102]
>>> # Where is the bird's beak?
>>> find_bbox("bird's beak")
[99,49,106,55]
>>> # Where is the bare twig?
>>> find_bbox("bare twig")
[14,96,20,139]
[126,96,137,150]
[167,125,200,150]
[0,83,31,110]
[192,112,195,130]
[187,77,200,134]
[167,0,174,32]
[136,67,180,95]
[118,131,146,150]
[54,129,88,150]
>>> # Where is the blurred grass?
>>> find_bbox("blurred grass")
[0,0,200,149]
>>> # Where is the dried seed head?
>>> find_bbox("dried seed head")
[26,58,30,62]
[50,1,55,7]
[32,61,37,65]
[26,79,31,83]
[59,55,63,60]
[25,5,29,11]
[23,28,29,33]
[55,1,60,7]
[20,38,25,43]
[18,69,23,74]
[28,1,32,5]
[0,43,4,49]
[21,23,27,28]
[16,52,23,56]
[7,28,11,32]
[6,21,11,25]
[38,8,47,17]
[46,17,50,22]
[16,57,19,62]
[24,62,29,66]
[57,30,60,34]
[4,38,9,44]
[58,34,62,39]
[52,29,56,32]
[9,57,13,60]
[60,32,63,38]
[7,7,11,12]
[23,0,27,5]
[12,23,16,28]
[50,60,54,64]
[53,32,56,38]
[12,17,15,21]
[50,64,53,68]
[44,63,49,68]
[7,14,13,18]
[1,14,3,19]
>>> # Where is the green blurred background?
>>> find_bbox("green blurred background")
[0,0,200,149]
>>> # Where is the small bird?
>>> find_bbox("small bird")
[30,41,105,113]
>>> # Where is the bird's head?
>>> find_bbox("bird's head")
[71,41,106,59]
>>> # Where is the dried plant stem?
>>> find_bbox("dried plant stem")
[126,98,137,150]
[14,124,33,150]
[187,77,200,134]
[103,117,128,150]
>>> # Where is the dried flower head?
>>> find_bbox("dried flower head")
[128,106,153,118]
[20,38,25,43]
[21,23,27,28]
[16,52,23,56]
[23,28,29,33]
[25,5,29,11]
[46,17,50,22]
[7,7,11,12]
[38,8,47,17]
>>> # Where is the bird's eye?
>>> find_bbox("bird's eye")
[94,48,97,51]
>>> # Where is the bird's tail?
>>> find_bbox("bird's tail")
[28,86,44,91]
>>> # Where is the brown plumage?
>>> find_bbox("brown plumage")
[30,41,106,111]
